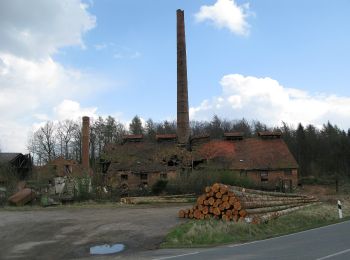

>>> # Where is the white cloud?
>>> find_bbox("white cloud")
[0,121,31,153]
[195,0,251,35]
[54,99,98,121]
[0,0,96,59]
[94,43,107,50]
[113,53,123,59]
[130,51,141,59]
[112,46,141,60]
[0,0,98,152]
[0,53,94,120]
[190,74,350,130]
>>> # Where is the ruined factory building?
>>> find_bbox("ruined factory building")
[0,153,32,180]
[98,10,298,192]
[101,131,298,192]
[102,134,190,190]
[36,157,87,178]
[228,132,298,191]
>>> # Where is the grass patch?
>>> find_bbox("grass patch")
[162,202,350,248]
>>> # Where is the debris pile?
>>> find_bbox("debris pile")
[8,188,36,206]
[178,183,318,223]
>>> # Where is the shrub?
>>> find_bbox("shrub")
[152,179,168,195]
[165,168,255,195]
[74,174,92,201]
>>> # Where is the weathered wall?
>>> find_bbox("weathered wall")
[245,169,298,189]
[106,170,178,190]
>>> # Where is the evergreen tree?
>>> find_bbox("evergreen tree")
[129,115,144,135]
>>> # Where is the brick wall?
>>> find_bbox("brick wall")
[106,170,178,190]
[245,169,298,189]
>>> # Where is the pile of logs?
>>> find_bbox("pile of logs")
[120,194,196,204]
[178,183,318,224]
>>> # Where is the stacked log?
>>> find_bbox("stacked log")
[178,183,318,223]
[120,194,196,204]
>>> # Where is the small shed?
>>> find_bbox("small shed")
[0,153,32,180]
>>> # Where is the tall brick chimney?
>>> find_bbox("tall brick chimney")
[176,9,190,145]
[82,116,90,169]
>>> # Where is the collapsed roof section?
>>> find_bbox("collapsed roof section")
[102,131,298,174]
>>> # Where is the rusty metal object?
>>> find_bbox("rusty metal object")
[8,188,36,206]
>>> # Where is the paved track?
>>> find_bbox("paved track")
[137,220,350,260]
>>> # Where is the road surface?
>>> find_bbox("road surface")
[135,220,350,260]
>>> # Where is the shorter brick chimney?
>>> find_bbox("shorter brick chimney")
[82,116,90,169]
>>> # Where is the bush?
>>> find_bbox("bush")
[152,179,168,195]
[74,174,92,201]
[0,163,20,205]
[165,168,255,195]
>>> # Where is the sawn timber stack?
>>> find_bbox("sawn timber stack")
[178,183,318,223]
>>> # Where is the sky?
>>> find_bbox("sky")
[1,0,350,152]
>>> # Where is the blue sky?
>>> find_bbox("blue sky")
[0,0,350,152]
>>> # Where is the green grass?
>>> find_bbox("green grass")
[162,202,350,248]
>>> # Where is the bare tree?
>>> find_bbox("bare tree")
[56,119,76,159]
[71,121,82,163]
[33,121,56,163]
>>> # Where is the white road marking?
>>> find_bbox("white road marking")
[151,221,350,260]
[316,248,350,260]
[228,220,349,248]
[152,251,200,260]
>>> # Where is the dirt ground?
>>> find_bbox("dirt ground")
[0,204,187,259]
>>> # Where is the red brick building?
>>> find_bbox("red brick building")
[189,132,298,191]
[102,131,298,192]
[102,134,190,191]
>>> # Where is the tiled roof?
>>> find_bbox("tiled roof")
[230,138,298,170]
[257,131,282,137]
[103,135,298,173]
[103,142,192,173]
[224,132,244,137]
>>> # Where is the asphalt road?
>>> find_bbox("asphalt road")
[136,220,350,260]
[0,205,186,259]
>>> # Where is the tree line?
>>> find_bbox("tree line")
[27,115,350,180]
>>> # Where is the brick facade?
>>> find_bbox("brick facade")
[106,170,178,190]
[242,169,298,190]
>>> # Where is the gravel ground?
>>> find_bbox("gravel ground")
[0,204,187,259]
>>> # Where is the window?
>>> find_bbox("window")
[121,174,128,181]
[284,169,292,175]
[140,174,147,180]
[160,173,167,179]
[260,171,268,182]
[240,170,247,177]
[64,165,71,174]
